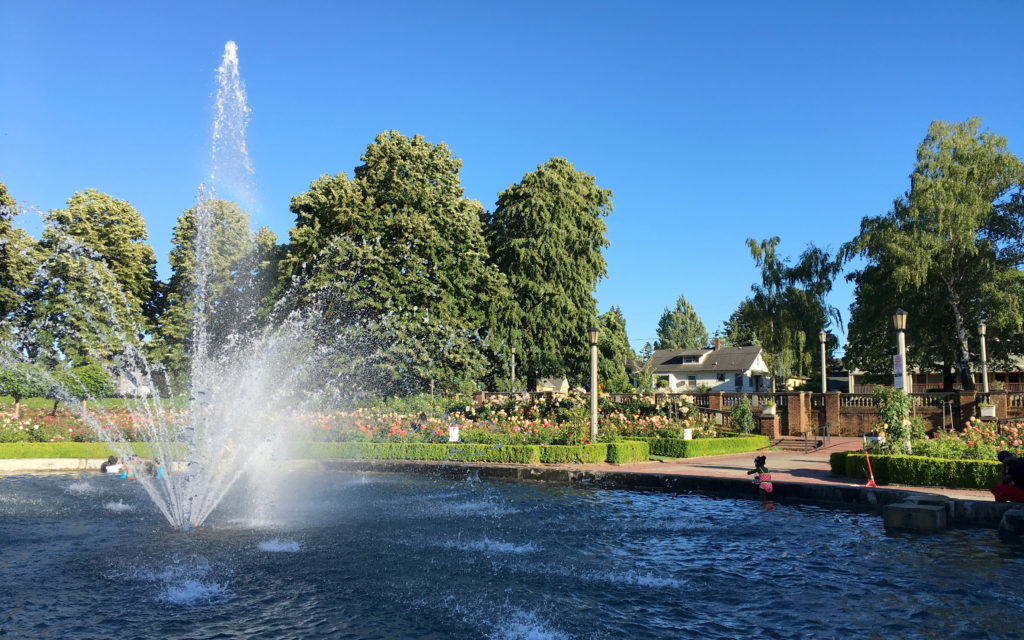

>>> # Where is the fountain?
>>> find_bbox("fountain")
[3,42,1024,639]
[0,41,333,529]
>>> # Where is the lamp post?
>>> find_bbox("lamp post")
[892,308,909,393]
[819,331,828,394]
[589,326,600,442]
[510,346,516,391]
[979,322,989,394]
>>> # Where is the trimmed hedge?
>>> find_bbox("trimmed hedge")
[291,442,541,464]
[635,435,769,458]
[3,441,650,466]
[538,443,608,464]
[606,440,650,464]
[0,442,153,459]
[837,452,1001,489]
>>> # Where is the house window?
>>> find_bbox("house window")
[717,374,725,382]
[734,374,743,389]
[688,375,697,387]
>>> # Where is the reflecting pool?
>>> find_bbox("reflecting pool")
[1,472,1021,639]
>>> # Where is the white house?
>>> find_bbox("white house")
[535,377,570,395]
[648,343,771,393]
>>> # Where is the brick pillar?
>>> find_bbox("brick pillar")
[824,391,841,434]
[785,392,808,435]
[709,392,724,411]
[757,414,780,439]
[957,392,976,429]
[994,390,1008,419]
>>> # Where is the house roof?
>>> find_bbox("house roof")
[648,346,767,374]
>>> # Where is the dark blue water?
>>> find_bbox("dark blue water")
[1,471,1021,639]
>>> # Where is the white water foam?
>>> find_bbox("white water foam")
[451,537,537,555]
[487,610,570,640]
[65,481,96,496]
[103,500,134,513]
[257,538,301,552]
[159,578,230,606]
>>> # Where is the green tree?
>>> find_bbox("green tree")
[0,180,41,321]
[484,158,612,387]
[154,199,271,390]
[47,190,160,329]
[0,362,45,419]
[596,306,633,393]
[733,237,840,388]
[845,118,1024,390]
[21,198,148,368]
[280,131,503,396]
[654,293,708,349]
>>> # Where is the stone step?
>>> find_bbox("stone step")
[771,437,825,453]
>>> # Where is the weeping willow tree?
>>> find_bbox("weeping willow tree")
[726,237,840,390]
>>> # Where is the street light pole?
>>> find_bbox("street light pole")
[979,322,989,394]
[510,346,516,391]
[892,309,909,393]
[819,331,828,394]
[589,326,600,443]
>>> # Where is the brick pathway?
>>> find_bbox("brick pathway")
[576,436,996,502]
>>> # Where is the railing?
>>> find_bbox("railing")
[1009,394,1024,409]
[912,393,957,408]
[841,394,875,408]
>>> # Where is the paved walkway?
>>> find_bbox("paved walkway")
[575,437,996,502]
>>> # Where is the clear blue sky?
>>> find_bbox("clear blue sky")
[3,1,1023,352]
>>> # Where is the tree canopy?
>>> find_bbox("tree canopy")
[845,118,1024,389]
[654,293,708,350]
[596,306,633,393]
[484,157,612,387]
[281,131,503,396]
[729,237,839,387]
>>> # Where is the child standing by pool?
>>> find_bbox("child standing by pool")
[746,455,774,503]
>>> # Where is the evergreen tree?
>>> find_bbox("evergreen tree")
[654,293,708,349]
[280,131,503,396]
[596,306,633,392]
[484,158,612,387]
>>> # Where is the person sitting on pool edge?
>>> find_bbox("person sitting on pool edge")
[991,451,1024,503]
[100,456,120,474]
[746,455,774,503]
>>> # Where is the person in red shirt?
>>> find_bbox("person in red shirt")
[991,451,1024,503]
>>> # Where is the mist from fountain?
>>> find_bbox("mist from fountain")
[1,41,331,529]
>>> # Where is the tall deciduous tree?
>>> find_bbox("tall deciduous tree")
[280,131,502,396]
[0,181,41,321]
[484,158,612,387]
[15,191,156,368]
[845,118,1024,390]
[654,293,708,349]
[47,190,160,328]
[731,237,840,388]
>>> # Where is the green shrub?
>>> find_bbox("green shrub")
[606,440,649,464]
[635,435,767,458]
[910,438,999,461]
[537,444,608,464]
[829,450,852,475]
[841,452,1001,489]
[0,442,161,458]
[291,442,542,464]
[731,398,755,434]
[843,452,890,484]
